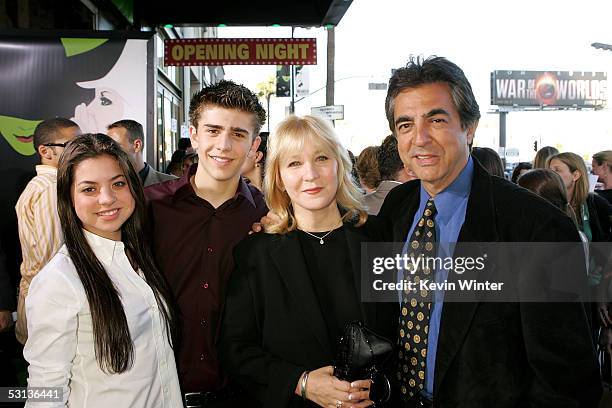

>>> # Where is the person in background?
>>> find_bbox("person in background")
[592,150,612,205]
[241,131,269,191]
[145,80,268,407]
[166,149,187,177]
[182,151,198,176]
[511,162,532,184]
[178,137,193,152]
[549,152,612,388]
[24,134,182,407]
[107,119,176,187]
[471,147,504,178]
[533,145,559,169]
[549,152,612,244]
[15,118,80,345]
[363,135,413,215]
[355,146,381,194]
[0,240,14,334]
[219,115,394,408]
[347,150,359,185]
[0,238,23,398]
[517,168,576,222]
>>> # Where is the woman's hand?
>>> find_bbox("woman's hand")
[298,366,373,408]
[347,379,373,407]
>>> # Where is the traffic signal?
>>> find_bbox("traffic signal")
[276,65,290,97]
[533,141,538,152]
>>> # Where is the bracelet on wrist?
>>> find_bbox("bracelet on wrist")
[300,370,310,399]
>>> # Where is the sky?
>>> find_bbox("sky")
[220,0,612,162]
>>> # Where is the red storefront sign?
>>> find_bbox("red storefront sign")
[164,38,317,66]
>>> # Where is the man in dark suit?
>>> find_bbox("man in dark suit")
[107,119,177,187]
[378,56,601,407]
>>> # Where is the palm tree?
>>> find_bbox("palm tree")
[256,75,276,132]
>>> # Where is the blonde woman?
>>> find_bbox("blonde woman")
[218,116,395,408]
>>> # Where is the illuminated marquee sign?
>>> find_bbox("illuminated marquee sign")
[491,70,607,108]
[164,38,317,66]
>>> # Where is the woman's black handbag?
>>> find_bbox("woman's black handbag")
[333,321,394,405]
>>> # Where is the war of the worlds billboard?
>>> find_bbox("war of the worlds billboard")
[491,70,607,109]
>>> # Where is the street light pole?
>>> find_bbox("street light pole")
[290,26,296,114]
[326,26,335,107]
[592,42,612,52]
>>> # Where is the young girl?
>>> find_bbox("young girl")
[24,133,182,407]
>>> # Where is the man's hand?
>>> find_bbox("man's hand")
[250,211,282,234]
[0,310,13,332]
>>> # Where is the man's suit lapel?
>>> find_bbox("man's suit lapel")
[393,187,421,242]
[271,234,333,355]
[433,162,500,396]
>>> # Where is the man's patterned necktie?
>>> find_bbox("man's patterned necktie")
[397,197,437,399]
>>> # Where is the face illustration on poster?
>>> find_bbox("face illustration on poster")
[0,37,144,157]
[71,40,146,135]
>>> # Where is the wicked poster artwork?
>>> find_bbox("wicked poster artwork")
[0,36,148,158]
[0,33,149,277]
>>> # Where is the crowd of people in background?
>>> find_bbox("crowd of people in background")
[0,56,611,408]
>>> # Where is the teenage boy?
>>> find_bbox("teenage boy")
[145,80,268,407]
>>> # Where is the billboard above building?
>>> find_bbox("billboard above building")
[491,70,607,109]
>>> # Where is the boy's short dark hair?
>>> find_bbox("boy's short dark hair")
[33,118,79,152]
[189,80,266,137]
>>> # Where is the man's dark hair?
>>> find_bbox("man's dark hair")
[511,162,533,184]
[33,117,79,153]
[189,80,266,136]
[385,56,481,133]
[258,131,269,167]
[378,135,405,181]
[177,137,192,151]
[107,119,144,144]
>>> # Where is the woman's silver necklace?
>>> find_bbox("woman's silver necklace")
[301,221,342,245]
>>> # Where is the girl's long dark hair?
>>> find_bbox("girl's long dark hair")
[57,133,178,374]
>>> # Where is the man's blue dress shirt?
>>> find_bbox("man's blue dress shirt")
[401,157,473,395]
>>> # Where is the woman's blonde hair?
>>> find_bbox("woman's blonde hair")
[263,115,367,234]
[548,152,589,226]
[533,146,559,169]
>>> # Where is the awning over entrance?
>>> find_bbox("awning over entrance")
[138,0,353,27]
